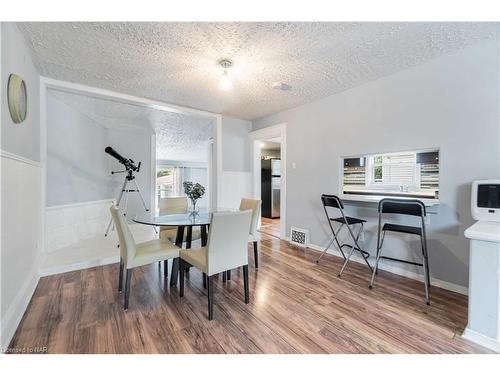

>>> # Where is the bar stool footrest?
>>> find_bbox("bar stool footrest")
[340,244,370,259]
[380,255,422,267]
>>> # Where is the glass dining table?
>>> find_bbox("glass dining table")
[133,207,235,286]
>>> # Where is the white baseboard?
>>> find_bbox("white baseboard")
[299,240,468,296]
[1,271,40,350]
[463,328,500,353]
[40,255,120,277]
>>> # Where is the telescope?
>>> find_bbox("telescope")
[104,146,151,237]
[104,146,141,173]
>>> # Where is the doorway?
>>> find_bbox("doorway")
[154,117,215,215]
[259,139,281,238]
[249,123,287,239]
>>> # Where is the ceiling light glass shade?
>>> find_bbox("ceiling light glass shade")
[220,71,232,90]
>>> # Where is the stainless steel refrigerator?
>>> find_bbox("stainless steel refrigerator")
[261,159,280,218]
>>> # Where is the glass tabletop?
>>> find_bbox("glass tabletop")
[132,207,236,227]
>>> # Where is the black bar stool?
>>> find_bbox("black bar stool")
[317,194,372,277]
[368,198,431,305]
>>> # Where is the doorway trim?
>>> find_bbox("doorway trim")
[249,123,287,239]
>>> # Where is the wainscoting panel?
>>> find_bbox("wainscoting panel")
[45,199,115,253]
[1,151,42,349]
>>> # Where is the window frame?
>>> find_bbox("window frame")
[340,148,440,201]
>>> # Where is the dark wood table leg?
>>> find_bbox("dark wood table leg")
[170,226,185,287]
[186,226,193,274]
[175,226,185,248]
[186,226,193,249]
[184,226,193,274]
[201,225,208,247]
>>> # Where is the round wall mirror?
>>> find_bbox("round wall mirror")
[7,73,28,124]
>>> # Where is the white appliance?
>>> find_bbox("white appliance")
[463,179,500,352]
[471,179,500,222]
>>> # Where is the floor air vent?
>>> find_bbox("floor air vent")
[289,227,309,248]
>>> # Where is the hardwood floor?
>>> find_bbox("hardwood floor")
[259,217,280,238]
[9,234,490,354]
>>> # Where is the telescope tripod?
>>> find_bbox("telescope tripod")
[105,171,156,237]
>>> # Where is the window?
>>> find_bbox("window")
[368,153,418,187]
[155,164,209,213]
[342,149,439,199]
[156,167,180,199]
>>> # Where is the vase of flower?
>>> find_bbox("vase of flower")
[183,181,205,216]
[190,198,198,214]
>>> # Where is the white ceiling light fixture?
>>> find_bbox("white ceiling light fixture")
[219,59,233,91]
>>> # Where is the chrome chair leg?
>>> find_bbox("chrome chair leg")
[423,237,431,290]
[346,223,372,272]
[338,223,371,276]
[375,230,386,275]
[316,237,335,263]
[421,236,430,305]
[379,230,387,249]
[354,223,363,242]
[316,225,344,263]
[338,244,356,277]
[369,246,383,289]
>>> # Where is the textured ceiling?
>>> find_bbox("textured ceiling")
[48,89,214,162]
[22,22,499,120]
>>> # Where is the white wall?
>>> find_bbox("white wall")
[1,23,42,348]
[1,23,40,162]
[253,39,500,289]
[46,92,153,217]
[222,116,252,172]
[219,116,252,208]
[47,93,110,206]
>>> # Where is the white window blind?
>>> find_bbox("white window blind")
[371,153,417,185]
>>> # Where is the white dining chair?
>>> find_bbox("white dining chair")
[110,205,180,310]
[158,196,201,244]
[179,210,253,320]
[239,198,262,269]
